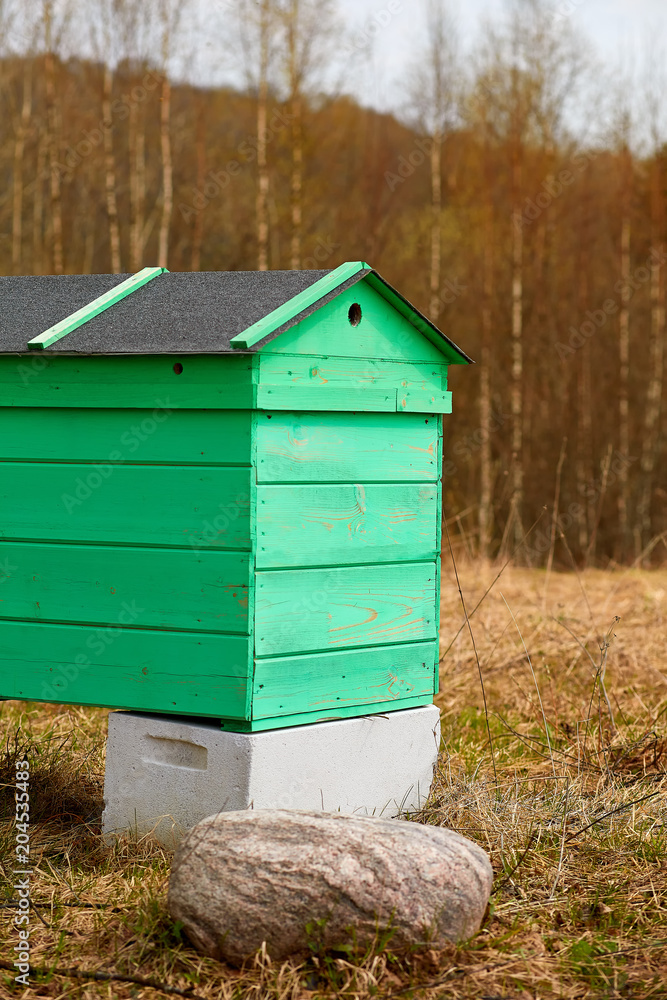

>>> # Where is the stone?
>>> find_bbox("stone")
[102,705,441,848]
[167,810,493,964]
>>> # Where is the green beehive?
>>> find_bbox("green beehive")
[0,262,471,732]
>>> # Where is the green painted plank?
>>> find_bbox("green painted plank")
[260,282,446,364]
[27,267,167,350]
[0,543,251,633]
[256,412,439,483]
[256,484,438,568]
[252,640,437,718]
[258,385,452,414]
[256,384,398,411]
[258,353,450,413]
[0,622,250,719]
[259,354,447,390]
[0,463,252,548]
[398,390,452,414]
[230,262,370,350]
[255,562,437,657]
[435,416,443,694]
[0,355,254,408]
[0,620,250,718]
[0,407,252,465]
[220,694,434,732]
[247,391,260,721]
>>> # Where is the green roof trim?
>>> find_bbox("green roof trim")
[230,260,472,363]
[229,261,370,351]
[363,271,473,365]
[27,266,169,351]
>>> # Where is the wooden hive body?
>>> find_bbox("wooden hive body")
[0,264,470,731]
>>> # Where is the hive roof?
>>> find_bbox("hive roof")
[0,263,472,364]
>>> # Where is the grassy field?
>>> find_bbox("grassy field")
[1,561,666,998]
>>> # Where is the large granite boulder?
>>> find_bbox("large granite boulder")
[168,810,493,964]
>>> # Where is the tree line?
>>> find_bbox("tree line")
[0,0,665,566]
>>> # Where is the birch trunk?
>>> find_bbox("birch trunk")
[44,48,64,274]
[479,149,494,557]
[158,72,173,268]
[81,180,95,274]
[287,0,302,269]
[510,209,524,548]
[638,155,665,559]
[12,60,32,275]
[479,242,493,559]
[617,213,631,557]
[256,0,270,271]
[32,131,46,275]
[129,96,147,271]
[508,87,524,550]
[290,92,303,269]
[428,135,442,321]
[103,63,122,273]
[576,171,593,557]
[191,105,206,271]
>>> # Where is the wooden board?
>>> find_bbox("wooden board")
[398,390,452,413]
[435,416,444,693]
[259,354,447,390]
[257,356,451,412]
[261,282,446,364]
[0,620,251,718]
[221,694,434,732]
[0,407,252,465]
[255,562,437,657]
[256,385,402,411]
[252,640,437,718]
[256,412,439,483]
[256,483,438,568]
[0,463,252,549]
[0,543,251,633]
[0,354,255,409]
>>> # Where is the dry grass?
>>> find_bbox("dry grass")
[1,561,666,998]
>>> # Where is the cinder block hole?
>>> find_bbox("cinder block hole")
[142,737,208,770]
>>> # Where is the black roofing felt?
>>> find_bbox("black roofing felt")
[0,267,472,363]
[0,270,330,354]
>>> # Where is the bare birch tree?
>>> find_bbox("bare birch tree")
[110,0,153,272]
[12,58,32,274]
[40,0,72,275]
[637,58,666,560]
[480,95,496,559]
[409,0,459,321]
[233,0,281,271]
[91,0,125,273]
[465,68,497,557]
[611,103,634,561]
[276,0,338,269]
[480,0,587,551]
[157,1,188,269]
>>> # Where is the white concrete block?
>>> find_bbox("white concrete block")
[102,706,441,848]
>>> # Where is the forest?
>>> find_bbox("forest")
[0,0,665,567]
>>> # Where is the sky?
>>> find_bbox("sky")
[332,0,667,111]
[177,0,667,120]
[47,0,663,121]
